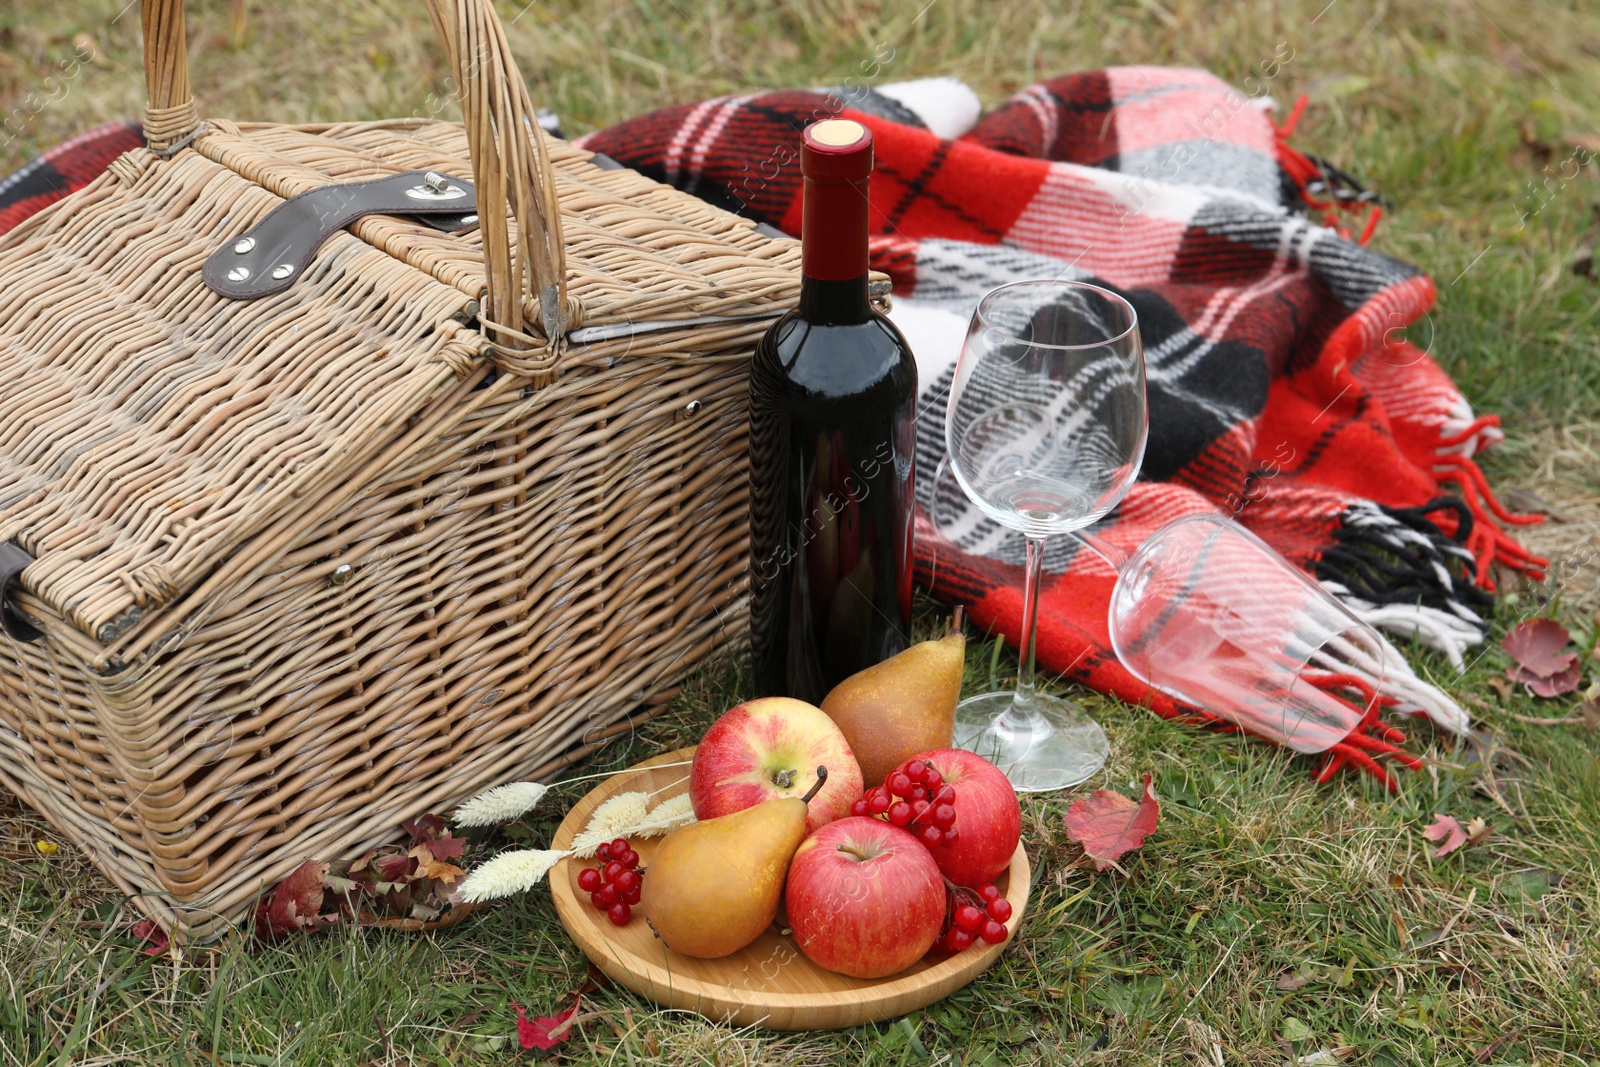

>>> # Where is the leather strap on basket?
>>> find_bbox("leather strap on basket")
[201,171,479,300]
[0,542,41,643]
[139,0,571,363]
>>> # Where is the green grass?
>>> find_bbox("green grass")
[4,0,1600,1063]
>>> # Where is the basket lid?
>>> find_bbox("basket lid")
[0,144,486,663]
[0,121,802,669]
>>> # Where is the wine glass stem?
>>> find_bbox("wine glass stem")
[1001,534,1048,729]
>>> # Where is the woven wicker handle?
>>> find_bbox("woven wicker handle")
[138,0,570,347]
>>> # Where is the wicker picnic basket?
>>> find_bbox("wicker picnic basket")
[0,0,809,941]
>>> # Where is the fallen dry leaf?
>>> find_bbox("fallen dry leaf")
[130,918,170,958]
[1277,972,1311,991]
[1064,774,1160,872]
[1516,660,1583,697]
[1581,698,1600,732]
[252,859,342,942]
[514,998,582,1051]
[1422,814,1491,859]
[1502,618,1576,677]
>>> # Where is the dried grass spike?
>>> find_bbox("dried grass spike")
[568,791,650,857]
[456,849,570,903]
[453,781,550,827]
[631,793,696,838]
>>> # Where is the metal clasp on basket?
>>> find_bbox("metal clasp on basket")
[405,172,470,202]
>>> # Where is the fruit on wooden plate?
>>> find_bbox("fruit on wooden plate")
[690,697,863,833]
[577,838,643,926]
[906,749,1020,888]
[642,768,829,958]
[928,880,1013,957]
[851,754,960,849]
[820,615,965,787]
[785,816,946,979]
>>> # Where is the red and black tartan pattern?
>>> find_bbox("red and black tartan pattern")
[0,122,143,235]
[578,67,1543,783]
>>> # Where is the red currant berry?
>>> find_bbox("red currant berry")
[868,791,891,815]
[923,769,943,791]
[887,801,913,827]
[977,884,1001,903]
[850,798,869,818]
[608,902,632,926]
[980,920,1007,944]
[906,760,927,782]
[621,849,641,870]
[934,784,956,804]
[603,860,625,882]
[910,785,929,802]
[621,886,642,906]
[590,890,608,910]
[911,799,931,821]
[577,868,602,893]
[949,927,975,952]
[920,824,943,848]
[941,828,959,846]
[987,898,1013,923]
[597,844,611,862]
[954,905,985,933]
[611,838,631,855]
[888,772,913,798]
[931,803,957,829]
[598,882,620,906]
[616,869,641,894]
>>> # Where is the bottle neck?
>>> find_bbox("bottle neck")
[798,274,871,324]
[799,171,870,324]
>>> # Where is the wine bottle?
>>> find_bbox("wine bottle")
[748,118,917,703]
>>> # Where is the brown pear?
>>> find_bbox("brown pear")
[821,616,965,787]
[641,769,827,958]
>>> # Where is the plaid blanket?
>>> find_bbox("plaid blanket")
[577,67,1544,783]
[2,74,1540,783]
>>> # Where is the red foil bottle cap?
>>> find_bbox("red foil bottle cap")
[799,120,873,281]
[801,119,873,182]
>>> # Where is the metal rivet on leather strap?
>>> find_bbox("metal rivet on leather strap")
[226,266,251,282]
[424,172,449,193]
[233,237,256,254]
[271,264,294,280]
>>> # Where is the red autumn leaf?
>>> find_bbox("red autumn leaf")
[403,813,450,843]
[1501,619,1576,677]
[1511,660,1583,698]
[423,835,466,862]
[514,998,582,1051]
[1063,773,1160,872]
[1422,814,1491,858]
[374,853,416,883]
[252,859,342,941]
[130,918,169,957]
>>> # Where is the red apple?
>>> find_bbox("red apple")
[785,817,945,979]
[913,748,1021,887]
[690,697,863,834]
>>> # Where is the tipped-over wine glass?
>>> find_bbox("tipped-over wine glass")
[944,280,1147,792]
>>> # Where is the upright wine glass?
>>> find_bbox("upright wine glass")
[945,280,1147,792]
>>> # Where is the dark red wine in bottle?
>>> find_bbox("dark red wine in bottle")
[748,119,917,703]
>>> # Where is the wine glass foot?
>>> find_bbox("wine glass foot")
[953,691,1109,792]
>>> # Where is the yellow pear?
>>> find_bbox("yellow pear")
[641,768,828,959]
[820,614,965,787]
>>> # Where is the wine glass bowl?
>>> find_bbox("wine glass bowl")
[944,280,1147,792]
[1108,514,1394,754]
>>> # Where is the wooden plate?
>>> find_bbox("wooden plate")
[550,748,1030,1031]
